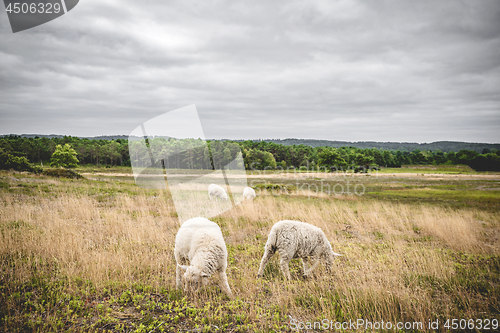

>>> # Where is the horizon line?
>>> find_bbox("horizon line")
[1,133,499,145]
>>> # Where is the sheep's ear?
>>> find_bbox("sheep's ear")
[332,252,342,257]
[178,265,189,272]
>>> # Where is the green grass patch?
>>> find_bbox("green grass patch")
[379,165,479,174]
[370,188,500,201]
[367,187,500,210]
[74,165,133,174]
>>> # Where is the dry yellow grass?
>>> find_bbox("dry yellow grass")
[1,174,499,332]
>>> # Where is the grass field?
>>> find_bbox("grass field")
[1,167,499,332]
[378,165,477,174]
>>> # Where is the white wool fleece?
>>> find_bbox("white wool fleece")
[174,217,232,298]
[208,184,229,200]
[257,220,341,280]
[243,187,256,200]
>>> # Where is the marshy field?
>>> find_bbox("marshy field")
[1,166,499,332]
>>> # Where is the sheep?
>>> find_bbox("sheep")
[243,186,256,200]
[257,220,341,280]
[208,183,229,201]
[174,217,233,298]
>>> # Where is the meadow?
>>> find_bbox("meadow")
[0,166,499,332]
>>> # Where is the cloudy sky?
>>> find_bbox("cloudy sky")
[1,0,499,143]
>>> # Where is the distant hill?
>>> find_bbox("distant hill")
[6,134,130,141]
[238,139,500,153]
[4,135,499,153]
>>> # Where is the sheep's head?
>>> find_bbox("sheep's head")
[178,265,209,292]
[324,249,342,273]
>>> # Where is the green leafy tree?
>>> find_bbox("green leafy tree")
[50,144,79,168]
[317,148,347,171]
[222,147,232,166]
[0,139,14,154]
[354,153,375,168]
[0,148,38,172]
[245,149,277,170]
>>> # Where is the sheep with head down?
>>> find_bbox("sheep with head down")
[257,220,341,280]
[174,217,233,298]
[243,186,256,200]
[208,183,229,201]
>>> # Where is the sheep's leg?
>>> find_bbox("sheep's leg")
[301,258,309,276]
[279,256,292,280]
[218,271,233,299]
[175,264,183,289]
[276,249,292,280]
[325,256,333,273]
[304,258,320,277]
[257,247,275,277]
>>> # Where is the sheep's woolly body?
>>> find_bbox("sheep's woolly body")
[174,217,232,297]
[243,187,256,200]
[208,184,229,200]
[257,220,341,280]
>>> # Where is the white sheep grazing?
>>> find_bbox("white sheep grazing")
[257,220,341,280]
[208,184,229,201]
[174,217,233,298]
[243,187,256,200]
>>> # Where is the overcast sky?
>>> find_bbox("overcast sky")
[1,0,499,143]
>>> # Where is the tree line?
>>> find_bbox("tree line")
[260,138,500,153]
[1,135,500,172]
[240,140,500,171]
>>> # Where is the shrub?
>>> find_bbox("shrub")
[0,149,41,173]
[42,168,83,179]
[253,183,297,193]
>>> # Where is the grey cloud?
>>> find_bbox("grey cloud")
[0,0,499,142]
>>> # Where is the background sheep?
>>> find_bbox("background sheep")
[243,187,256,200]
[174,217,233,298]
[257,220,341,280]
[208,183,229,201]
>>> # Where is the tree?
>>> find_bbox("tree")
[222,147,232,166]
[0,148,38,172]
[317,148,347,171]
[354,153,375,168]
[50,144,79,168]
[245,149,277,170]
[455,149,479,165]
